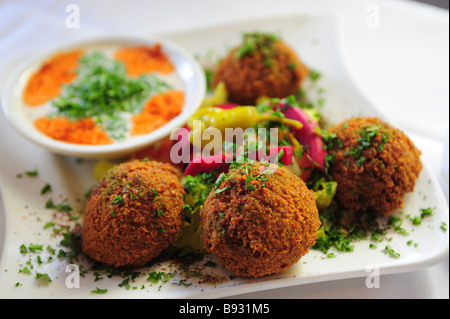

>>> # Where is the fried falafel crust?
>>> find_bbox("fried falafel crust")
[212,41,309,105]
[81,160,184,268]
[328,117,422,216]
[200,163,320,278]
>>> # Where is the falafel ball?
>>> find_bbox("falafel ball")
[327,117,422,215]
[200,162,320,277]
[212,33,309,105]
[81,160,184,268]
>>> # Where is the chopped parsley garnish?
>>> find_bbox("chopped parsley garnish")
[228,162,272,192]
[409,215,423,225]
[355,156,366,167]
[348,125,389,166]
[214,186,230,197]
[407,207,434,225]
[118,278,131,290]
[313,222,358,254]
[204,69,214,91]
[321,124,390,168]
[91,287,108,294]
[129,191,138,200]
[384,245,400,258]
[40,183,52,195]
[35,272,52,282]
[244,175,257,191]
[20,244,28,254]
[50,52,171,141]
[312,203,392,255]
[236,32,280,67]
[236,32,279,58]
[45,199,72,212]
[420,207,434,218]
[111,195,123,205]
[309,69,322,82]
[25,170,38,177]
[183,171,218,213]
[57,249,67,258]
[320,130,343,151]
[20,267,32,275]
[172,279,192,287]
[323,153,336,176]
[389,215,409,235]
[28,244,44,253]
[147,271,174,284]
[149,188,159,201]
[46,246,56,255]
[59,231,82,258]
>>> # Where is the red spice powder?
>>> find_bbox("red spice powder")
[34,117,113,145]
[114,44,175,76]
[130,90,185,136]
[23,50,84,106]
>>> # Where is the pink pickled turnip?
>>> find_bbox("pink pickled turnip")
[276,146,293,166]
[277,104,326,172]
[185,154,229,177]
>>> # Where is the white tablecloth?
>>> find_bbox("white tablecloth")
[0,0,448,299]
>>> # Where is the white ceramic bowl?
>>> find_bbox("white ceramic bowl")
[1,34,206,159]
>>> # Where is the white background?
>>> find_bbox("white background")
[0,0,448,299]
